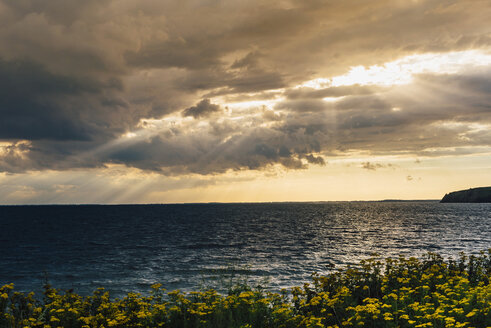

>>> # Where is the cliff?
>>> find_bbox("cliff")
[440,187,491,203]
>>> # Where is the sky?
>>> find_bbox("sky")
[0,0,490,204]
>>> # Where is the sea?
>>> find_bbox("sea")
[0,202,490,298]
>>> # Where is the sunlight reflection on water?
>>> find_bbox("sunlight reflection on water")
[0,202,489,298]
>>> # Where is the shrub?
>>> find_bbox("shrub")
[1,250,490,328]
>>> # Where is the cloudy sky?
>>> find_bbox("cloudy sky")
[0,0,490,204]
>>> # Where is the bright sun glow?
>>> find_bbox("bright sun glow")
[298,50,491,89]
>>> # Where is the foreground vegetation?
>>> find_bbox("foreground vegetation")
[1,251,490,328]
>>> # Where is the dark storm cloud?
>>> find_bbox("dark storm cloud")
[91,66,491,174]
[2,67,491,174]
[0,59,100,140]
[182,99,221,118]
[0,0,490,174]
[304,154,326,166]
[88,107,336,174]
[102,126,317,174]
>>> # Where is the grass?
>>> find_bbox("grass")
[1,250,490,328]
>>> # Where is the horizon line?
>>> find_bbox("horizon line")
[0,199,442,206]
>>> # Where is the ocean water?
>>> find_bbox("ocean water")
[0,202,490,298]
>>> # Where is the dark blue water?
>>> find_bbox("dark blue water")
[0,202,490,298]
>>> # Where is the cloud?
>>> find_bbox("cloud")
[304,154,326,166]
[182,99,221,118]
[2,64,491,175]
[285,85,381,100]
[275,99,330,113]
[362,162,383,171]
[0,59,101,140]
[360,162,395,171]
[0,0,491,176]
[101,124,323,174]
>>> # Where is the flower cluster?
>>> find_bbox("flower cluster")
[1,250,490,328]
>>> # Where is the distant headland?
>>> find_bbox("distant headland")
[440,186,491,203]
